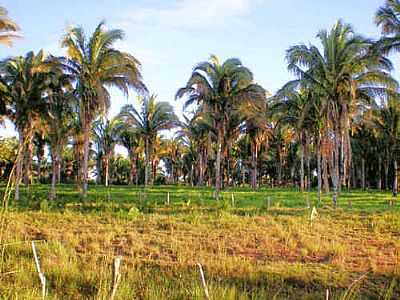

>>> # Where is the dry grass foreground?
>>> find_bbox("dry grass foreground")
[0,203,399,299]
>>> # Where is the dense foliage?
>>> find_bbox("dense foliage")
[1,2,400,206]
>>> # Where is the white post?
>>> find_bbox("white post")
[197,263,209,300]
[231,193,235,207]
[167,192,170,205]
[31,241,46,299]
[110,256,122,300]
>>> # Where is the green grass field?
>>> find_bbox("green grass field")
[1,185,399,299]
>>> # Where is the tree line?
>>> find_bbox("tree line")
[1,1,400,206]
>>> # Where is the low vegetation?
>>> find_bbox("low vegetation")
[0,185,399,299]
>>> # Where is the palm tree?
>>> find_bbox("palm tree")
[161,137,183,184]
[374,95,400,196]
[61,21,146,196]
[119,94,178,186]
[243,98,271,189]
[115,123,142,185]
[285,20,397,206]
[1,50,54,200]
[0,7,20,47]
[44,71,75,199]
[273,88,313,191]
[375,0,400,55]
[176,55,265,197]
[92,117,119,186]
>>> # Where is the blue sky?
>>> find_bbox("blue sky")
[0,0,392,137]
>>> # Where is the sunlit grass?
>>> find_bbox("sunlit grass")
[0,184,399,299]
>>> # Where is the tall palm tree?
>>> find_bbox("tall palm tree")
[119,94,178,186]
[243,98,271,189]
[44,71,75,199]
[1,50,53,200]
[273,88,311,191]
[0,7,20,47]
[285,20,397,206]
[176,55,265,197]
[61,21,146,196]
[114,123,142,185]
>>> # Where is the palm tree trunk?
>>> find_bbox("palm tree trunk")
[37,152,42,184]
[198,150,204,186]
[393,159,398,197]
[361,158,366,191]
[82,120,90,197]
[300,142,305,192]
[378,156,382,190]
[15,129,24,201]
[57,159,61,184]
[385,156,389,190]
[329,131,340,207]
[23,120,34,186]
[277,146,282,186]
[96,156,102,184]
[145,137,150,186]
[307,154,311,191]
[251,141,257,189]
[215,123,223,199]
[322,155,329,193]
[50,152,57,200]
[128,151,136,185]
[317,141,322,203]
[105,155,109,187]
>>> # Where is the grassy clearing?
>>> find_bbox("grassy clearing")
[0,185,399,299]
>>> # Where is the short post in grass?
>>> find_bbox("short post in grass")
[31,241,46,299]
[166,192,170,206]
[348,199,352,209]
[231,193,235,207]
[196,263,210,300]
[310,207,318,227]
[326,288,329,300]
[109,256,122,300]
[267,196,271,210]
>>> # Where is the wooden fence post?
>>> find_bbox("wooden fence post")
[197,263,209,300]
[32,241,46,299]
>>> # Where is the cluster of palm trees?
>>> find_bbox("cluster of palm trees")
[1,1,400,205]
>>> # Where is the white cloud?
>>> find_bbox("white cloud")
[114,41,160,66]
[119,0,264,29]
